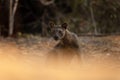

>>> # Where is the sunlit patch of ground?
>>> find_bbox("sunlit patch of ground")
[0,55,119,80]
[0,36,120,80]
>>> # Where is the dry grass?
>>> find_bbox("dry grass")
[0,36,120,80]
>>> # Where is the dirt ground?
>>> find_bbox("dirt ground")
[0,36,120,80]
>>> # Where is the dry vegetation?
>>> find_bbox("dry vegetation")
[0,36,120,80]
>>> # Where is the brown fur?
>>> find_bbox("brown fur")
[55,30,79,49]
[47,23,81,65]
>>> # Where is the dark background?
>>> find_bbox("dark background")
[0,0,120,37]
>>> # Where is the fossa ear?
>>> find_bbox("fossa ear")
[49,21,55,28]
[61,23,68,29]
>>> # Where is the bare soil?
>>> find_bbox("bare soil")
[0,36,120,80]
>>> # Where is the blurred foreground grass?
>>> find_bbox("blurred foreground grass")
[0,36,120,80]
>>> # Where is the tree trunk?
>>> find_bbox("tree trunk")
[89,2,98,35]
[84,0,98,35]
[9,0,13,36]
[9,0,19,36]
